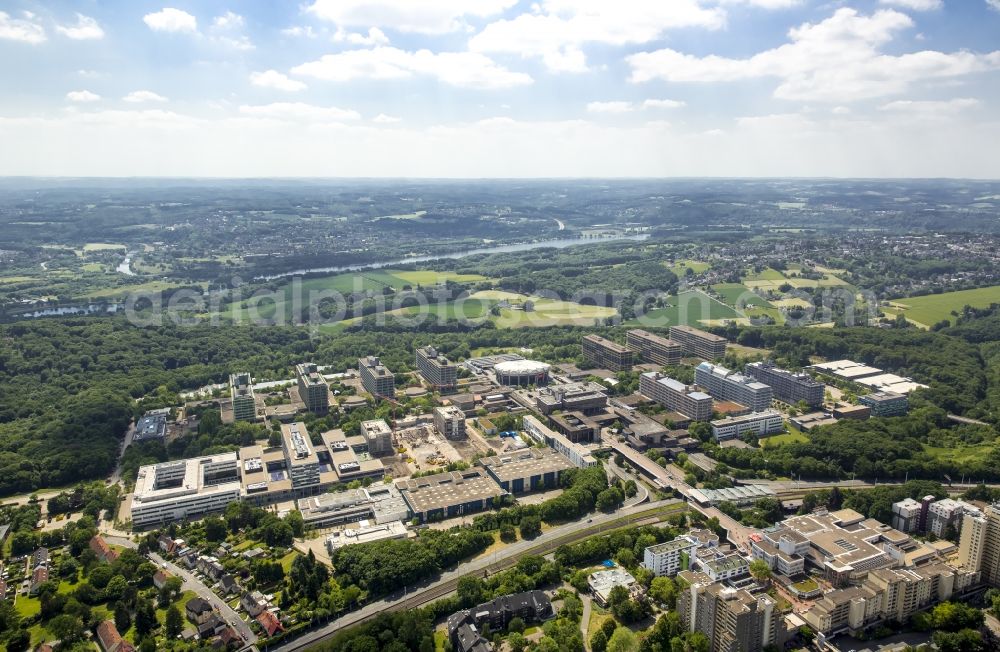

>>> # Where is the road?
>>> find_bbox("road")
[269,499,683,652]
[149,551,258,645]
[104,535,257,645]
[108,420,136,484]
[604,460,650,508]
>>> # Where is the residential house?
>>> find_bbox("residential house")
[153,570,172,590]
[96,620,136,652]
[90,535,120,563]
[219,574,239,596]
[256,610,284,637]
[241,591,269,617]
[157,534,177,554]
[186,597,214,625]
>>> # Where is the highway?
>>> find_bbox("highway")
[269,499,685,652]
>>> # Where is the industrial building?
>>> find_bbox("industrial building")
[326,520,409,554]
[296,362,329,414]
[582,334,634,372]
[688,485,777,507]
[322,429,386,484]
[677,570,780,652]
[643,536,700,577]
[434,405,467,439]
[229,372,257,422]
[695,362,773,413]
[493,359,551,386]
[134,409,168,441]
[463,353,525,376]
[359,356,395,398]
[809,360,928,396]
[626,329,682,365]
[131,453,242,528]
[415,346,458,391]
[532,381,608,415]
[668,325,728,360]
[397,468,507,523]
[479,448,574,494]
[521,415,598,468]
[745,361,824,408]
[298,483,409,529]
[859,391,909,417]
[360,419,394,456]
[639,371,713,421]
[710,410,784,442]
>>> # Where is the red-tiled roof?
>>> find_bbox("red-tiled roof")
[96,620,123,652]
[255,610,283,637]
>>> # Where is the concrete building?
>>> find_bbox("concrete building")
[131,453,242,528]
[745,361,824,408]
[695,362,772,413]
[688,485,777,507]
[548,411,601,443]
[957,510,989,575]
[751,528,808,577]
[282,422,321,492]
[521,415,598,468]
[588,568,638,607]
[677,570,779,652]
[298,482,409,529]
[359,356,395,398]
[229,372,257,422]
[396,469,507,523]
[326,520,409,554]
[479,448,574,494]
[134,409,168,441]
[360,419,394,456]
[434,405,467,440]
[639,371,713,421]
[415,346,458,391]
[710,410,784,442]
[891,498,923,533]
[927,499,981,538]
[859,391,909,417]
[296,362,329,414]
[643,536,700,577]
[494,359,551,387]
[582,334,634,372]
[669,325,728,360]
[627,329,682,365]
[533,381,608,415]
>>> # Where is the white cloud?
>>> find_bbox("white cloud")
[143,8,197,33]
[879,0,943,10]
[373,113,401,123]
[469,0,725,72]
[0,10,46,43]
[879,97,979,113]
[250,70,308,92]
[720,0,801,7]
[831,106,851,114]
[66,90,101,102]
[627,8,1000,102]
[123,90,168,103]
[55,14,105,40]
[213,11,244,30]
[334,27,390,46]
[77,69,104,78]
[988,0,1000,11]
[282,25,318,38]
[209,10,253,49]
[643,99,686,109]
[291,47,533,89]
[214,34,254,50]
[586,101,634,113]
[306,0,517,34]
[238,103,361,122]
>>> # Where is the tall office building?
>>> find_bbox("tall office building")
[957,503,1000,586]
[582,334,634,372]
[229,372,257,422]
[415,346,458,391]
[627,329,682,365]
[745,361,824,408]
[434,406,466,440]
[669,325,728,360]
[678,571,779,652]
[695,362,772,412]
[639,371,714,421]
[359,356,395,398]
[296,362,329,414]
[361,419,394,456]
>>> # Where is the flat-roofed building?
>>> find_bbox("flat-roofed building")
[415,346,458,391]
[296,362,329,414]
[359,356,395,398]
[669,325,727,360]
[745,361,824,408]
[790,411,839,431]
[322,429,386,484]
[298,483,409,528]
[134,409,169,441]
[548,411,600,444]
[833,404,870,420]
[397,469,506,523]
[751,527,809,577]
[927,499,981,538]
[131,453,241,528]
[710,410,784,442]
[859,391,909,417]
[479,448,574,494]
[588,568,638,607]
[677,570,779,652]
[434,406,466,440]
[695,362,772,413]
[282,422,321,492]
[361,419,394,456]
[230,372,257,422]
[521,415,599,468]
[627,329,682,365]
[639,371,713,421]
[326,520,409,554]
[891,498,923,533]
[582,334,634,372]
[643,536,700,577]
[533,381,608,415]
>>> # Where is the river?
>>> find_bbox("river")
[255,233,649,281]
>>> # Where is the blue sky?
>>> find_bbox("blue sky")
[1,0,999,177]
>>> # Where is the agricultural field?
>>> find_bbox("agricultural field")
[81,242,127,252]
[743,266,851,291]
[883,284,1000,327]
[711,283,773,309]
[665,259,711,276]
[626,290,741,328]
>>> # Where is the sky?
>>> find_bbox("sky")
[1,0,999,178]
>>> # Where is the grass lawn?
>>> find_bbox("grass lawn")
[279,550,300,573]
[15,595,41,617]
[665,259,711,276]
[712,283,773,308]
[885,285,1000,327]
[587,608,614,640]
[792,578,819,593]
[155,589,197,626]
[0,276,38,284]
[390,270,488,285]
[83,242,127,251]
[434,629,448,652]
[744,267,786,282]
[923,442,997,465]
[625,290,740,328]
[760,431,808,447]
[80,280,204,299]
